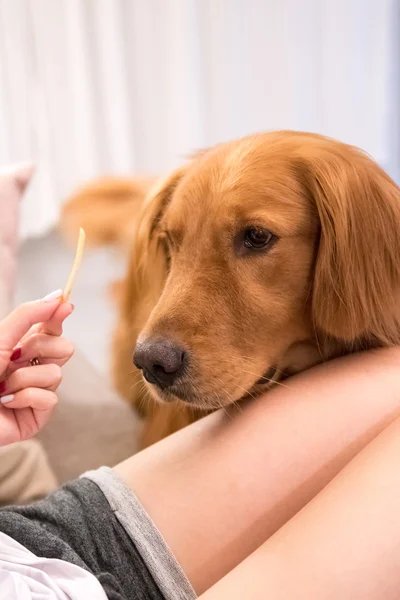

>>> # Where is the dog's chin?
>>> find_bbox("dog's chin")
[143,365,281,410]
[144,383,182,405]
[145,381,218,410]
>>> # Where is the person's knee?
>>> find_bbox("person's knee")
[0,440,58,505]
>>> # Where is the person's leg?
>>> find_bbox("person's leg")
[199,414,400,600]
[0,439,57,505]
[114,348,400,594]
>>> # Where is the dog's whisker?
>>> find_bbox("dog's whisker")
[207,384,228,413]
[128,379,147,394]
[270,366,289,378]
[257,377,290,390]
[210,393,232,418]
[226,373,258,404]
[239,365,281,382]
[239,368,291,390]
[226,376,251,400]
[232,399,245,413]
[222,406,234,421]
[239,357,290,379]
[134,381,151,417]
[214,376,236,403]
[137,393,148,416]
[219,401,234,420]
[234,382,257,403]
[212,376,246,415]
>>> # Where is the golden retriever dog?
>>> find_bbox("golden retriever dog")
[61,131,400,447]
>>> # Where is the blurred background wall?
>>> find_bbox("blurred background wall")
[0,0,399,372]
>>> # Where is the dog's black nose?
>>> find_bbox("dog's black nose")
[133,339,186,389]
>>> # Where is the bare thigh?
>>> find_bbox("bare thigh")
[115,348,400,595]
[200,415,400,600]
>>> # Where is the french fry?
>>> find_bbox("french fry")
[63,227,86,301]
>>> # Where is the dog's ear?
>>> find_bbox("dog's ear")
[304,145,400,346]
[112,166,188,422]
[125,165,188,310]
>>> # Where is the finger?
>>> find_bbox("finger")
[21,301,74,341]
[39,302,74,336]
[0,387,58,411]
[0,401,56,443]
[0,291,63,356]
[0,364,63,397]
[9,334,74,370]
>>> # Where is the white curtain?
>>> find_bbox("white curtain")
[0,0,398,239]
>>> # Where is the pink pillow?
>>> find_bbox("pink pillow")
[0,164,34,317]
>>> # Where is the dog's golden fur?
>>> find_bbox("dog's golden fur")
[61,131,400,447]
[62,176,155,251]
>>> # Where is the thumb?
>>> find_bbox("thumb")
[39,301,74,336]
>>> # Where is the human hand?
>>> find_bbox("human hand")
[0,290,74,445]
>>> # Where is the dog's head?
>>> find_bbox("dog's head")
[131,131,400,409]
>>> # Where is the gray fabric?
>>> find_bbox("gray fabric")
[0,476,168,599]
[84,467,197,600]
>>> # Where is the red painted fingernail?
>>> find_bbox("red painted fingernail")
[0,380,7,394]
[10,347,22,361]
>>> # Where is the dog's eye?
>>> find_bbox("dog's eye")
[243,227,276,251]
